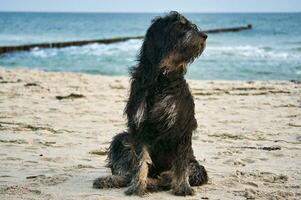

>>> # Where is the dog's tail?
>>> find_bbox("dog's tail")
[93,175,131,189]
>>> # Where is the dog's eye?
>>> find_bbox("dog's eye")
[178,31,186,38]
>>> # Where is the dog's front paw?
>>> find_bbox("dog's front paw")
[125,183,147,196]
[172,183,195,196]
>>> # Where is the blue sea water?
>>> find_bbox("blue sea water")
[0,12,300,80]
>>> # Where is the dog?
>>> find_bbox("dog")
[93,11,208,196]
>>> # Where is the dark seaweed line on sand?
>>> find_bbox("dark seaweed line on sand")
[0,121,72,133]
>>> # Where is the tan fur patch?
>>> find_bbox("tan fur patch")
[171,167,190,190]
[134,98,146,127]
[132,146,152,188]
[160,53,187,73]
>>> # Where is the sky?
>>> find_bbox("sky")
[0,0,300,13]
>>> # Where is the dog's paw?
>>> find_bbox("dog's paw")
[93,177,106,189]
[189,164,209,186]
[198,165,209,185]
[172,183,195,196]
[125,183,148,196]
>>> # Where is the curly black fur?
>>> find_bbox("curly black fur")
[93,11,208,196]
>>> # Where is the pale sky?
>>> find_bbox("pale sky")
[0,0,300,13]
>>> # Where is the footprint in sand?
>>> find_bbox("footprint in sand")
[217,149,242,156]
[234,170,289,184]
[27,174,70,186]
[1,185,41,195]
[241,158,256,164]
[224,159,246,166]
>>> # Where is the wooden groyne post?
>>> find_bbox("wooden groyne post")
[205,24,252,33]
[0,24,252,55]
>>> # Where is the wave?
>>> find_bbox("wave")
[292,47,301,52]
[22,41,301,62]
[29,39,142,58]
[205,45,301,60]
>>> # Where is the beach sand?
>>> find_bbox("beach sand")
[0,68,300,200]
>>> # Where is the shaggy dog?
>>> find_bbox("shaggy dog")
[93,11,208,196]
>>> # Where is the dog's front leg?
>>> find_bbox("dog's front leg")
[172,143,194,196]
[125,145,151,196]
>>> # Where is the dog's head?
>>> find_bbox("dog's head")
[140,11,207,74]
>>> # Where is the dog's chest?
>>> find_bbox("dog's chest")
[149,82,196,132]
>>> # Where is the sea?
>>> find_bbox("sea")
[0,12,300,80]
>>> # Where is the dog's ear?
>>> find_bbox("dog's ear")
[143,18,165,64]
[124,81,149,131]
[137,29,163,87]
[133,94,147,128]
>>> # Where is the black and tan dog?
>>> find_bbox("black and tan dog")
[93,11,208,196]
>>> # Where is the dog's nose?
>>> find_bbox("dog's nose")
[199,32,208,40]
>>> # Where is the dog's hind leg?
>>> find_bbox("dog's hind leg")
[188,159,208,186]
[125,145,152,196]
[93,175,130,188]
[93,132,134,189]
[107,132,135,176]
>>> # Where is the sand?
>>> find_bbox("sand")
[0,67,300,200]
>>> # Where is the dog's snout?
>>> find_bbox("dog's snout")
[198,31,208,40]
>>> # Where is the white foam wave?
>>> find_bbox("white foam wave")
[75,39,142,56]
[28,42,301,61]
[29,39,142,58]
[206,45,300,60]
[30,47,58,58]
